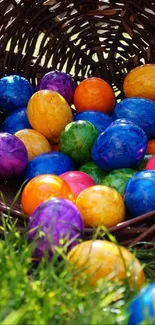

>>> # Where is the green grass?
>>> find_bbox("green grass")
[0,214,155,325]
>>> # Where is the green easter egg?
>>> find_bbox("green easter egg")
[101,168,136,196]
[79,161,107,184]
[59,121,99,165]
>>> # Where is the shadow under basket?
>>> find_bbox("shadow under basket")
[1,0,155,247]
[0,180,155,248]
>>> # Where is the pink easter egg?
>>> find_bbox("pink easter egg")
[146,155,155,170]
[60,171,95,198]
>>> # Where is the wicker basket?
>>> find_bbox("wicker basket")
[1,0,155,247]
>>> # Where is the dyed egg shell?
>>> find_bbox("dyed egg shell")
[102,168,136,196]
[73,77,115,114]
[145,155,155,170]
[60,171,95,198]
[68,240,145,288]
[21,174,75,215]
[27,90,73,143]
[24,152,75,181]
[92,119,148,171]
[0,132,28,178]
[0,75,34,114]
[128,283,155,325]
[73,110,113,132]
[147,139,155,155]
[123,64,155,101]
[59,121,99,165]
[76,185,125,228]
[136,154,153,171]
[15,129,52,161]
[1,107,31,134]
[124,170,155,217]
[36,70,76,104]
[28,197,84,259]
[79,161,107,184]
[113,98,155,139]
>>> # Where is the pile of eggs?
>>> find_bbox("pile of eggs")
[1,65,155,291]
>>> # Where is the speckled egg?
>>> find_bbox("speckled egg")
[68,240,145,288]
[0,132,28,178]
[15,129,52,161]
[59,121,99,165]
[1,107,32,134]
[79,161,107,184]
[27,90,73,143]
[0,75,34,114]
[24,151,75,181]
[113,97,155,139]
[28,197,84,259]
[102,168,136,196]
[76,185,125,228]
[92,119,148,171]
[36,70,76,104]
[73,110,113,132]
[124,170,155,217]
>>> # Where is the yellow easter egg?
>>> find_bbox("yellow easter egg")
[76,185,125,228]
[27,90,73,143]
[68,240,145,288]
[123,64,155,101]
[15,129,52,161]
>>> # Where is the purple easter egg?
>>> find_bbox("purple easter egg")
[0,132,28,178]
[36,70,76,104]
[28,197,84,259]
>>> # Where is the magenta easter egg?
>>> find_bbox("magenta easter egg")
[28,197,84,259]
[145,155,155,170]
[0,132,28,178]
[60,171,95,198]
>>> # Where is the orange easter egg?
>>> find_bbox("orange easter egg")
[123,64,155,101]
[68,240,145,288]
[15,129,52,161]
[73,77,115,114]
[147,140,155,155]
[76,185,125,228]
[21,174,75,216]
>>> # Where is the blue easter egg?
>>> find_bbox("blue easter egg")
[128,283,155,325]
[0,75,34,114]
[124,170,155,217]
[91,119,148,171]
[113,97,155,139]
[73,110,113,132]
[1,107,31,134]
[24,152,75,181]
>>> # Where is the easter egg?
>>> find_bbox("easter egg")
[59,121,99,165]
[21,174,75,215]
[113,98,155,139]
[0,132,28,178]
[68,240,145,288]
[73,77,115,114]
[24,152,75,181]
[79,161,107,184]
[28,197,84,259]
[27,90,73,143]
[145,155,155,170]
[1,107,31,134]
[15,129,52,161]
[102,168,136,196]
[147,140,155,155]
[0,75,34,114]
[36,70,76,104]
[73,110,113,132]
[128,283,155,325]
[124,170,155,217]
[76,185,125,228]
[136,154,153,171]
[123,64,155,101]
[60,171,95,198]
[92,119,148,171]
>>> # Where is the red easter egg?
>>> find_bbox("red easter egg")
[60,171,95,198]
